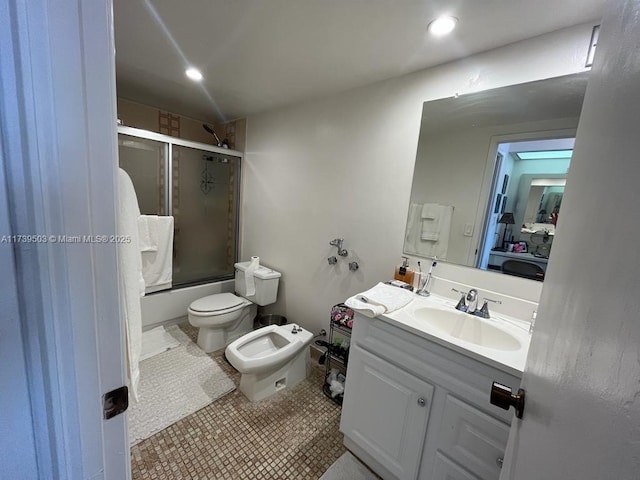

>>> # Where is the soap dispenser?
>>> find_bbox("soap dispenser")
[394,256,415,286]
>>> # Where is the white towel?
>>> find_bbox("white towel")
[141,216,174,294]
[421,203,443,241]
[138,215,159,252]
[403,203,422,254]
[404,203,454,260]
[345,282,414,318]
[421,203,439,220]
[117,168,145,402]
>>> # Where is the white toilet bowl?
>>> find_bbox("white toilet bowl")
[225,324,313,401]
[188,293,255,353]
[188,261,282,353]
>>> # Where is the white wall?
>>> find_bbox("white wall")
[242,23,594,334]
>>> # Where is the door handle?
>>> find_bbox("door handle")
[490,381,525,419]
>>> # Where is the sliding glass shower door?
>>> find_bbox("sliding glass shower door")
[117,127,241,287]
[118,135,167,215]
[172,145,240,285]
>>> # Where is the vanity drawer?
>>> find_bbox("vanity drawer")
[435,394,509,480]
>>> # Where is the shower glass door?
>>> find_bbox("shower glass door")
[172,145,240,285]
[117,127,241,288]
[118,135,167,215]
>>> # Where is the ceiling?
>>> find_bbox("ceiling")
[113,0,604,123]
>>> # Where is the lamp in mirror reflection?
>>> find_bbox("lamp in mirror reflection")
[498,212,515,251]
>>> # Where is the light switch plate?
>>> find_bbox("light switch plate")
[464,223,474,237]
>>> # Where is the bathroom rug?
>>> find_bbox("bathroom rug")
[319,451,381,480]
[139,325,181,361]
[128,326,235,446]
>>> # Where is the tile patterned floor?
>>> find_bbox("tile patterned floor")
[130,322,346,479]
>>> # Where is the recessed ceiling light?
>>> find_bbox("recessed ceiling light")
[185,67,203,82]
[428,16,458,36]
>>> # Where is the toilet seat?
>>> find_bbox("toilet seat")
[188,293,249,316]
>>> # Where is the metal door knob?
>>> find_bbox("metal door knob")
[490,381,525,419]
[417,397,426,407]
[496,457,504,468]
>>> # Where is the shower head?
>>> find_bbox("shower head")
[202,124,222,144]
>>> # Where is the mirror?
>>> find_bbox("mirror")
[404,72,589,282]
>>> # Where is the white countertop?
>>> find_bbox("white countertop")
[378,293,532,377]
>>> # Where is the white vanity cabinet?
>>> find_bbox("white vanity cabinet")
[340,313,522,480]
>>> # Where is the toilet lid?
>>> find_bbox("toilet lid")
[189,293,245,313]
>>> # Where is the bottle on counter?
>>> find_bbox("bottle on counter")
[394,256,415,286]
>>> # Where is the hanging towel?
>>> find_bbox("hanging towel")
[345,282,414,318]
[420,203,443,241]
[404,203,454,260]
[117,168,145,402]
[421,203,439,220]
[138,215,159,252]
[141,215,174,294]
[403,203,422,255]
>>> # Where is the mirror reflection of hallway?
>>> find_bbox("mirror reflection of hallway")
[480,138,573,276]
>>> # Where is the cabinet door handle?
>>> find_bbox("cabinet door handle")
[417,397,426,407]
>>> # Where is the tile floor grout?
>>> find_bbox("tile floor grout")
[130,322,346,479]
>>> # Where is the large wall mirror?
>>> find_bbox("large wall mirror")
[404,72,589,283]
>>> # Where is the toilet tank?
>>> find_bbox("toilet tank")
[234,262,282,306]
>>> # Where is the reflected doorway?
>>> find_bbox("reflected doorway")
[477,136,574,280]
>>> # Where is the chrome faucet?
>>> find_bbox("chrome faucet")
[475,297,502,319]
[452,288,467,312]
[466,289,478,314]
[452,288,502,318]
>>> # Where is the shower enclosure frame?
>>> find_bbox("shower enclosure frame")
[117,125,244,287]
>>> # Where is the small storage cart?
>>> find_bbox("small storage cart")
[317,303,353,405]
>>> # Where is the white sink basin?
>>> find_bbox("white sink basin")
[413,307,521,351]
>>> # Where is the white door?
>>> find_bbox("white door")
[501,2,640,479]
[0,145,39,480]
[1,0,130,478]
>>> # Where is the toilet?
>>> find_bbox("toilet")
[188,262,281,353]
[225,324,313,401]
